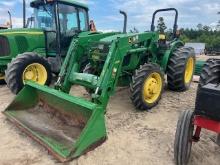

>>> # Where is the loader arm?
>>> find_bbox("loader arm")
[60,32,157,109]
[55,32,119,92]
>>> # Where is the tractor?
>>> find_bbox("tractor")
[174,58,220,165]
[0,0,118,93]
[3,8,196,162]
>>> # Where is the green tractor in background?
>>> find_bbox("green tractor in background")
[0,0,117,93]
[3,8,196,161]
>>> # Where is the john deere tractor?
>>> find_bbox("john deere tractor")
[0,0,117,93]
[3,8,195,162]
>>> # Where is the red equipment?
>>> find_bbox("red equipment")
[174,83,220,165]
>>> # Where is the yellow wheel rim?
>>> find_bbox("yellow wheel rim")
[184,57,194,84]
[143,72,163,104]
[22,63,47,84]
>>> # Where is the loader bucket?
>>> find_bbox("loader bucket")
[3,81,106,162]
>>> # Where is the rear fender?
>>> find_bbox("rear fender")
[160,40,184,71]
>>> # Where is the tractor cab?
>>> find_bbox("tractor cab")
[30,0,89,57]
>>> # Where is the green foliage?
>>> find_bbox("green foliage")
[157,17,167,34]
[218,12,220,30]
[180,24,220,51]
[197,23,203,30]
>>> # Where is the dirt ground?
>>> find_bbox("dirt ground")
[197,55,220,61]
[0,83,220,165]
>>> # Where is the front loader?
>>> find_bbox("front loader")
[3,8,196,162]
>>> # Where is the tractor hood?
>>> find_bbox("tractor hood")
[100,33,139,43]
[99,32,158,43]
[0,28,44,35]
[0,28,46,61]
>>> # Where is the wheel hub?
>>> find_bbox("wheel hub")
[22,63,47,85]
[145,78,157,95]
[24,70,35,80]
[143,73,162,104]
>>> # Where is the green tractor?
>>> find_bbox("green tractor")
[0,0,117,92]
[3,8,195,162]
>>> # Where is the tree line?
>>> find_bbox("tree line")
[179,25,220,51]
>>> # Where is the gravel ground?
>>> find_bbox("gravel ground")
[0,83,220,165]
[197,55,220,61]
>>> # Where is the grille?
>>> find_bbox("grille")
[15,36,29,53]
[0,36,10,56]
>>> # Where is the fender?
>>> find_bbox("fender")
[161,40,184,72]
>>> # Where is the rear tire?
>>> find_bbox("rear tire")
[167,47,195,91]
[130,63,164,110]
[174,110,194,165]
[5,52,52,94]
[199,59,220,87]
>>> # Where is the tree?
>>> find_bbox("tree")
[180,25,220,53]
[130,27,139,33]
[203,25,210,32]
[157,17,167,34]
[197,23,203,31]
[217,12,220,30]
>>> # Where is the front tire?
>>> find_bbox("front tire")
[130,63,164,110]
[5,53,52,94]
[174,110,194,165]
[167,47,196,91]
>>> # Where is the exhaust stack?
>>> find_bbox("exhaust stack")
[23,0,26,28]
[119,10,127,34]
[8,11,12,29]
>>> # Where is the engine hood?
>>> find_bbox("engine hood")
[0,28,44,36]
[0,28,46,61]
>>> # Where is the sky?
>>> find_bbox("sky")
[0,0,219,32]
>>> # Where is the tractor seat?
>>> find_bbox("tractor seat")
[158,34,167,48]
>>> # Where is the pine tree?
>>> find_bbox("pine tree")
[157,17,167,34]
[197,23,203,31]
[217,12,220,30]
[203,25,211,32]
